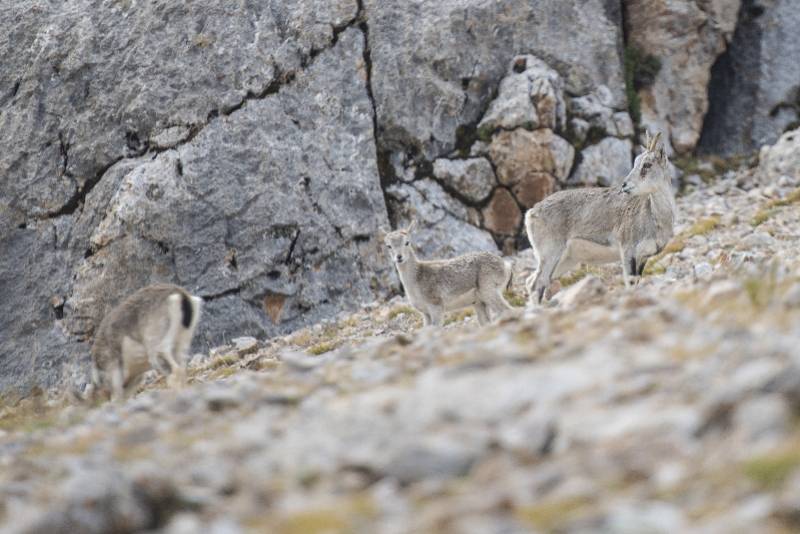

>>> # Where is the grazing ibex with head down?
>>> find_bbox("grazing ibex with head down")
[525,132,675,303]
[85,283,203,402]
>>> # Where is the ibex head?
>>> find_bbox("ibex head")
[383,219,417,264]
[621,131,669,196]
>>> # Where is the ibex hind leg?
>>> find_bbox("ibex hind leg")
[528,243,566,305]
[474,302,490,325]
[110,363,125,403]
[482,290,513,321]
[428,305,445,327]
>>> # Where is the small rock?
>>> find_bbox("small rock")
[733,394,791,444]
[497,411,557,457]
[703,280,741,306]
[555,275,606,308]
[231,336,259,356]
[482,188,522,236]
[205,386,242,411]
[280,349,327,371]
[693,262,713,282]
[783,282,800,307]
[489,128,574,186]
[383,436,482,484]
[477,72,539,134]
[741,231,775,249]
[603,501,686,534]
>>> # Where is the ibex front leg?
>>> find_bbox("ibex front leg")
[618,243,636,288]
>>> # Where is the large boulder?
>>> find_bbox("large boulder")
[368,0,628,255]
[488,128,574,203]
[0,0,359,219]
[699,0,800,155]
[386,179,497,260]
[570,137,634,186]
[432,158,496,204]
[364,0,627,162]
[625,0,742,154]
[0,2,388,394]
[758,127,800,181]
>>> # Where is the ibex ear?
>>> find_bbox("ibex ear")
[406,218,417,234]
[650,132,665,160]
[377,226,388,239]
[644,130,652,151]
[651,131,662,152]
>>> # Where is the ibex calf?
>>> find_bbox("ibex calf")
[87,283,202,402]
[525,132,675,303]
[383,221,513,326]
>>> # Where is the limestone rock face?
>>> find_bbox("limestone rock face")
[625,0,742,154]
[482,188,522,237]
[0,14,388,393]
[488,129,572,210]
[371,0,627,255]
[432,158,496,204]
[570,137,634,187]
[700,0,800,155]
[0,0,359,219]
[364,0,626,161]
[478,55,568,136]
[386,179,497,260]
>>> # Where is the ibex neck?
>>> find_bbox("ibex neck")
[651,181,676,219]
[394,252,420,284]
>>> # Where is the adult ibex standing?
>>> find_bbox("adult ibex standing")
[525,132,675,304]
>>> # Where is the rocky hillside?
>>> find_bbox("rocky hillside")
[1,129,800,532]
[2,0,799,394]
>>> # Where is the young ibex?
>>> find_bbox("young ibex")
[525,132,675,303]
[383,221,513,326]
[86,283,202,402]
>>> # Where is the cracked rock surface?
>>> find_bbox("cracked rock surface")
[0,5,386,393]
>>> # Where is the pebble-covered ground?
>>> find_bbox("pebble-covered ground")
[2,130,800,533]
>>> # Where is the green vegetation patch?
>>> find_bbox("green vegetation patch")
[559,265,602,287]
[624,46,661,125]
[444,308,475,326]
[307,340,339,356]
[503,290,526,308]
[743,449,800,490]
[516,496,592,531]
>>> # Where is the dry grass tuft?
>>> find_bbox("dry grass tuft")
[743,448,800,490]
[643,215,720,275]
[516,496,592,531]
[752,188,800,226]
[503,290,527,308]
[307,341,339,356]
[444,308,475,326]
[559,265,602,287]
[386,305,420,322]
